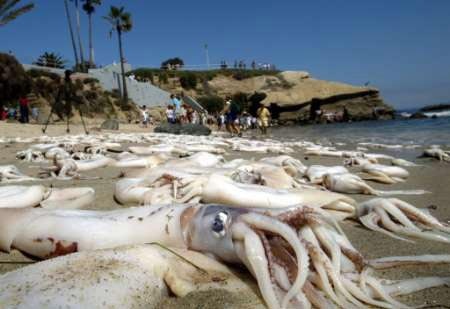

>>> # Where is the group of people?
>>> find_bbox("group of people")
[219,97,272,136]
[165,94,204,125]
[140,94,272,136]
[0,97,39,123]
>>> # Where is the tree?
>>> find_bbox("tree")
[0,0,34,27]
[198,96,224,114]
[104,5,132,109]
[161,57,184,70]
[34,52,67,68]
[179,72,197,90]
[70,0,85,71]
[63,0,79,70]
[82,0,101,68]
[0,53,31,106]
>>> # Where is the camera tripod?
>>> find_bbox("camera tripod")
[42,100,89,135]
[41,70,89,135]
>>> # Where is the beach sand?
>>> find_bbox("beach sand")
[0,123,449,308]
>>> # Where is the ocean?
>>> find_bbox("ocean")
[270,116,450,147]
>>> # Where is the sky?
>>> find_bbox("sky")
[2,0,450,109]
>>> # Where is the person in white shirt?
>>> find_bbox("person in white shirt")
[141,105,149,128]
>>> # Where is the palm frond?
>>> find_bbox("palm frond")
[0,0,21,16]
[0,2,34,27]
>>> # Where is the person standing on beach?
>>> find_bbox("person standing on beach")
[19,96,30,123]
[141,105,149,128]
[170,94,181,122]
[257,103,271,135]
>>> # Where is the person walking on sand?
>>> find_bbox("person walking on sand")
[257,103,271,135]
[224,97,241,137]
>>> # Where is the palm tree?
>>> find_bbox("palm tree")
[63,0,79,70]
[70,0,85,71]
[34,52,67,69]
[0,0,34,27]
[82,0,101,68]
[104,6,132,108]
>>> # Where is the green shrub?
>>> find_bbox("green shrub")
[161,57,184,69]
[198,95,225,114]
[159,72,168,84]
[232,92,249,112]
[83,77,99,85]
[110,89,121,98]
[27,69,61,81]
[0,53,32,105]
[179,72,197,90]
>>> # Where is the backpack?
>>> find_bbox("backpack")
[230,102,240,114]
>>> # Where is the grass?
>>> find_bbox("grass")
[128,68,280,83]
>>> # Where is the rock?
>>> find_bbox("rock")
[100,119,119,130]
[154,123,211,136]
[410,112,428,119]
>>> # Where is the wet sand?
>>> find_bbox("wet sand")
[0,124,449,308]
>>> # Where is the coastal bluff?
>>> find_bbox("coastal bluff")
[155,70,394,124]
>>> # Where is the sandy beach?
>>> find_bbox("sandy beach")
[0,122,449,308]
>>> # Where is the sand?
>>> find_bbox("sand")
[0,122,449,308]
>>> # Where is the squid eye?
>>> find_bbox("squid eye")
[212,211,229,238]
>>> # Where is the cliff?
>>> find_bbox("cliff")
[145,69,394,124]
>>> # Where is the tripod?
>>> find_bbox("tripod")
[41,99,89,135]
[42,70,89,135]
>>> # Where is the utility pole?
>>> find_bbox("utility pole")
[204,43,210,69]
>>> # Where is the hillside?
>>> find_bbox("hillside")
[131,69,394,124]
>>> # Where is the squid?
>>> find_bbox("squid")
[40,155,115,179]
[259,155,307,177]
[0,204,448,308]
[0,185,95,209]
[357,198,450,243]
[359,163,410,184]
[0,165,36,183]
[323,173,428,196]
[422,147,450,162]
[304,165,349,184]
[0,244,263,308]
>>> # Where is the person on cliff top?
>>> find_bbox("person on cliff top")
[224,97,241,137]
[257,103,271,135]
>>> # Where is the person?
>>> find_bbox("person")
[1,106,7,120]
[31,106,39,122]
[19,96,30,123]
[141,105,149,128]
[165,105,175,124]
[257,103,271,135]
[179,104,187,124]
[224,97,241,137]
[170,94,181,120]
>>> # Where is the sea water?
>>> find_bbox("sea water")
[270,117,450,147]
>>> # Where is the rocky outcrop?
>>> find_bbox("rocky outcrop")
[154,123,211,136]
[155,70,394,124]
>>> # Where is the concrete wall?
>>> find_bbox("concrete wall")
[23,63,171,108]
[89,63,171,108]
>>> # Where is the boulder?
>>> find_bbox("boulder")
[154,123,211,136]
[100,119,119,130]
[410,112,428,119]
